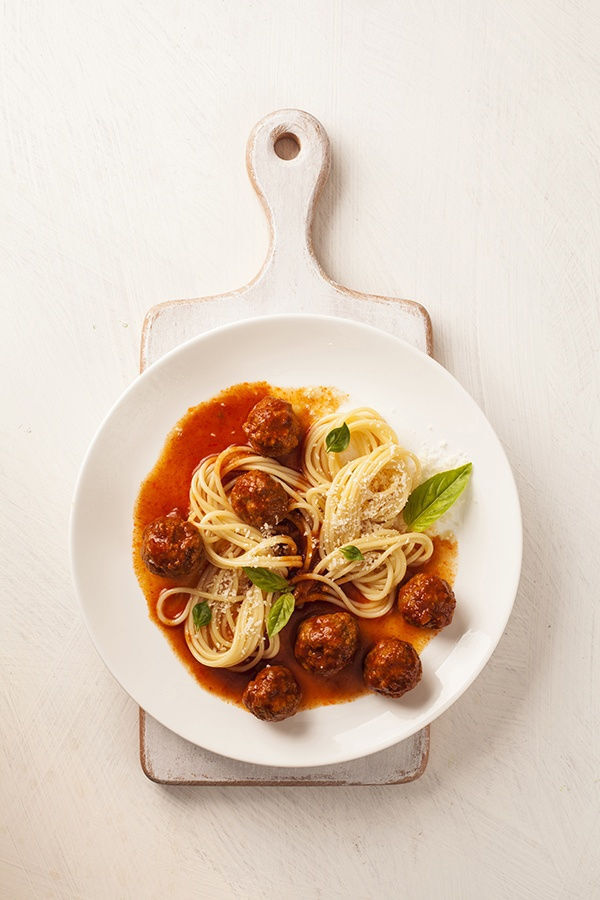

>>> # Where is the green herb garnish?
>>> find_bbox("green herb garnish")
[266,592,295,638]
[192,601,212,630]
[325,422,350,453]
[403,463,472,532]
[339,545,364,561]
[243,567,291,593]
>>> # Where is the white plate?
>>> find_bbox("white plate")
[70,314,522,767]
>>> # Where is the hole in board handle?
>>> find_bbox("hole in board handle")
[274,132,301,160]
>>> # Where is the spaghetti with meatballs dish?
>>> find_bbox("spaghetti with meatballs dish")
[134,382,471,722]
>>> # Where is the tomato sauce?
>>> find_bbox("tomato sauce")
[133,382,457,710]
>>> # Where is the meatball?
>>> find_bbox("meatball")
[230,470,290,529]
[294,611,359,676]
[242,665,301,722]
[141,512,203,578]
[363,638,422,698]
[243,397,302,458]
[398,573,456,629]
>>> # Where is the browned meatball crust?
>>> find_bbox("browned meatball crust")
[243,396,302,458]
[230,470,290,529]
[363,638,422,698]
[294,612,359,676]
[242,665,301,722]
[141,512,203,578]
[398,573,456,629]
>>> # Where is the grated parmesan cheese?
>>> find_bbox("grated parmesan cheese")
[414,440,471,534]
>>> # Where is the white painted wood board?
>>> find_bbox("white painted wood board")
[140,710,429,785]
[139,109,431,785]
[141,108,431,365]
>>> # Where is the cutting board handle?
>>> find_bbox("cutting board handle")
[246,109,331,286]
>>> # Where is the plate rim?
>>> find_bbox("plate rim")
[70,312,523,767]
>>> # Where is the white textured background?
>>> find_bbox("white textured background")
[1,2,599,898]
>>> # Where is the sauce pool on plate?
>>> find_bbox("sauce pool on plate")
[133,381,457,710]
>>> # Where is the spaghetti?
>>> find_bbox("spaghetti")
[154,405,435,668]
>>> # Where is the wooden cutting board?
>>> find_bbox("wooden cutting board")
[139,109,433,785]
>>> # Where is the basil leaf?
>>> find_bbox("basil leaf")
[267,592,295,638]
[403,463,472,532]
[192,601,212,630]
[243,566,291,593]
[340,545,364,561]
[326,422,350,453]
